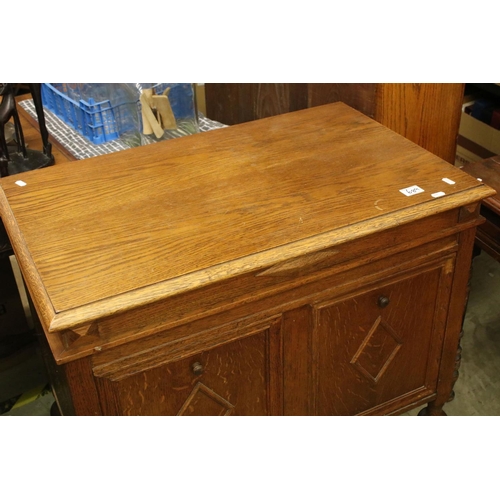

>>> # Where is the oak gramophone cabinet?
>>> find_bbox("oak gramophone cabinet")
[0,103,494,416]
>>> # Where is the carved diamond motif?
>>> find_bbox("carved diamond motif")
[351,316,403,383]
[177,382,234,416]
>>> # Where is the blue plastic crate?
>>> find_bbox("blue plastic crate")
[41,83,137,145]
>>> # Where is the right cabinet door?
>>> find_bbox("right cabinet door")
[312,260,454,415]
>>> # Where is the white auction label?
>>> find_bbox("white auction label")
[399,185,424,196]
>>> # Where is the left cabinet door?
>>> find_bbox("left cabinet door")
[93,321,283,416]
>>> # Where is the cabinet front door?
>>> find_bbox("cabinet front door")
[314,263,452,415]
[94,321,282,416]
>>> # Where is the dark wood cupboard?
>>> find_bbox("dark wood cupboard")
[205,83,465,164]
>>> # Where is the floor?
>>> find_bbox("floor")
[1,251,499,416]
[405,250,500,416]
[0,340,54,416]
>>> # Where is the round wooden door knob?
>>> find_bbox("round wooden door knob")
[192,362,204,375]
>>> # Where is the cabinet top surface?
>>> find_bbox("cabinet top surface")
[0,102,494,331]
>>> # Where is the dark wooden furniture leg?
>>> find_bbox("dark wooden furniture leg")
[28,83,53,161]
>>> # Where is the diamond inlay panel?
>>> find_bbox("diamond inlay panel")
[177,382,235,416]
[315,265,445,415]
[351,316,403,383]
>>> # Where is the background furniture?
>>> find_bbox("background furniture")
[1,94,73,350]
[0,103,494,415]
[1,94,74,253]
[462,156,500,261]
[456,84,500,167]
[205,83,465,164]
